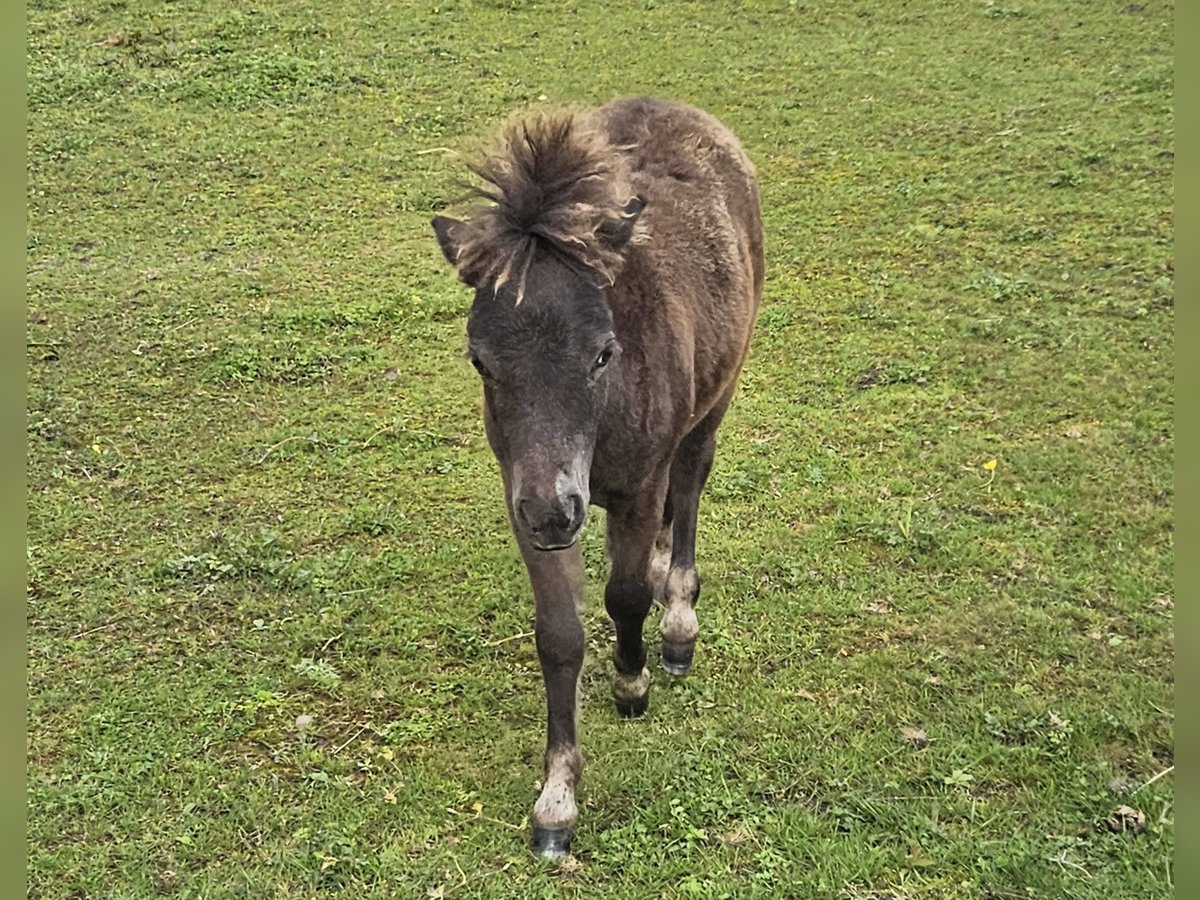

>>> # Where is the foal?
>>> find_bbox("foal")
[431,96,763,856]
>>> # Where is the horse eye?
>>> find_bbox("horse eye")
[594,347,613,370]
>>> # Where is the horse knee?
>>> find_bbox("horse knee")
[535,618,584,671]
[604,574,652,620]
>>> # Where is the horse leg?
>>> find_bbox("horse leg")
[647,494,673,603]
[605,483,668,718]
[660,402,727,676]
[516,538,586,857]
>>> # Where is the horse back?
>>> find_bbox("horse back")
[591,97,763,448]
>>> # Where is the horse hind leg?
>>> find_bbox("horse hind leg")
[660,413,722,676]
[647,496,673,603]
[605,485,668,718]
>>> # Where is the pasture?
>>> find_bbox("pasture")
[27,0,1173,897]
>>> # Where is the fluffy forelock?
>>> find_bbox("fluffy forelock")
[448,111,645,301]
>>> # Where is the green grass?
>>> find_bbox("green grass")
[27,0,1173,896]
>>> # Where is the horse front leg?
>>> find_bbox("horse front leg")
[518,540,586,858]
[604,483,668,718]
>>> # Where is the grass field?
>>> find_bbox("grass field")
[26,0,1174,896]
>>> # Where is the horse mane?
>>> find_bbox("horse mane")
[449,111,645,301]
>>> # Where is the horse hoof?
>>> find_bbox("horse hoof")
[661,641,694,676]
[614,692,649,718]
[531,826,573,859]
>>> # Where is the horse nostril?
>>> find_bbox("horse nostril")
[517,492,584,545]
[517,498,540,534]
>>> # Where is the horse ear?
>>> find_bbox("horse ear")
[431,216,464,267]
[599,196,645,251]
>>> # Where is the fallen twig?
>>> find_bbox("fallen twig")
[165,317,198,334]
[445,806,525,832]
[253,436,323,466]
[332,724,370,756]
[360,425,393,449]
[70,621,121,639]
[484,630,534,647]
[320,632,344,653]
[1134,765,1174,793]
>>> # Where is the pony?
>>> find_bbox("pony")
[431,96,763,856]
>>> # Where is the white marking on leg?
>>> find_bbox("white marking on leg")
[660,567,699,645]
[611,666,650,704]
[533,748,580,831]
[647,527,672,603]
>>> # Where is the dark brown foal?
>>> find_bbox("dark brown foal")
[432,96,762,856]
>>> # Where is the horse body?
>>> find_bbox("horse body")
[586,98,762,507]
[432,96,762,857]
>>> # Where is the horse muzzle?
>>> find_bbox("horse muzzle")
[516,490,586,551]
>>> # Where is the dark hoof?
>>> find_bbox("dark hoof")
[614,692,649,718]
[531,826,574,859]
[661,641,694,676]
